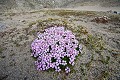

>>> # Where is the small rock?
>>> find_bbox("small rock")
[24,76,28,80]
[0,74,8,80]
[0,23,7,31]
[20,20,26,22]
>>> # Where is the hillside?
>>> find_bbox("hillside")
[0,0,120,12]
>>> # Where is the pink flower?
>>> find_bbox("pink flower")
[31,26,82,73]
[65,67,70,73]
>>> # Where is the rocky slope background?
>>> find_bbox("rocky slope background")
[0,0,120,12]
[0,0,120,80]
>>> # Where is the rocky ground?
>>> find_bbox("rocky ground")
[0,9,120,80]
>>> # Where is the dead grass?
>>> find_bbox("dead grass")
[28,21,36,27]
[73,25,88,36]
[81,34,105,52]
[100,55,110,64]
[46,10,96,17]
[109,15,120,22]
[13,40,20,47]
[0,47,4,53]
[3,12,16,16]
[29,10,45,13]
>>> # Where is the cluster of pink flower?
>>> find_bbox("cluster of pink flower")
[31,26,82,73]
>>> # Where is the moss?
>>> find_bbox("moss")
[19,35,29,41]
[99,71,109,79]
[100,55,110,65]
[109,15,120,22]
[73,25,88,36]
[0,47,3,53]
[0,55,6,58]
[80,65,87,76]
[9,53,15,56]
[29,30,36,35]
[9,61,16,66]
[28,18,76,33]
[13,40,20,47]
[4,12,16,16]
[46,68,55,73]
[85,54,93,69]
[28,21,36,27]
[82,34,105,52]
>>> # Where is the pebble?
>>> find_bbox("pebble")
[0,23,7,31]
